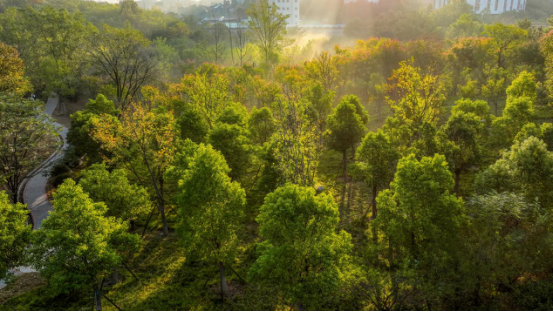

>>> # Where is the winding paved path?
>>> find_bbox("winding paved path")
[0,95,68,290]
[23,95,68,229]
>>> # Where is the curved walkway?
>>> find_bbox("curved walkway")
[23,95,68,229]
[0,95,68,290]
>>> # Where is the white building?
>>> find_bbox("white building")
[270,0,300,26]
[434,0,526,14]
[344,0,379,3]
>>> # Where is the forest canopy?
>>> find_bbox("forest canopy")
[1,0,553,310]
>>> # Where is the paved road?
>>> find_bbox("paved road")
[0,95,68,290]
[23,95,68,229]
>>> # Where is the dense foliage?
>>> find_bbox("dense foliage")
[2,0,553,310]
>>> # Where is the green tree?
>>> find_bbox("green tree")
[248,106,276,145]
[0,96,59,203]
[29,180,138,311]
[176,144,246,298]
[388,59,446,142]
[481,68,507,116]
[271,99,320,186]
[476,136,553,208]
[207,104,253,182]
[249,184,353,309]
[327,100,367,185]
[446,13,483,40]
[67,94,119,163]
[354,130,400,219]
[92,104,178,236]
[438,110,484,196]
[483,23,527,69]
[304,52,340,92]
[176,70,232,129]
[339,94,369,125]
[79,163,152,227]
[540,30,553,104]
[177,107,209,143]
[465,192,553,303]
[375,154,466,303]
[90,24,157,111]
[305,83,335,149]
[0,6,93,98]
[506,70,537,103]
[247,0,288,66]
[0,191,30,281]
[490,96,535,149]
[451,98,494,125]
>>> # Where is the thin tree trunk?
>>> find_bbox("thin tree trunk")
[341,150,348,211]
[219,262,229,299]
[342,150,348,183]
[112,266,119,285]
[160,203,169,236]
[371,185,378,220]
[454,170,461,197]
[94,284,102,311]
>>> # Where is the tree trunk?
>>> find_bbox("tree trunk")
[371,186,378,220]
[160,204,169,236]
[219,262,229,298]
[112,266,119,285]
[94,284,102,311]
[342,150,348,183]
[454,170,461,197]
[160,178,169,236]
[341,150,348,212]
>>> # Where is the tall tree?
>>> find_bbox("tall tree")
[483,23,527,69]
[67,94,119,164]
[79,163,152,227]
[304,52,340,92]
[0,96,59,203]
[206,21,228,65]
[465,192,553,303]
[438,110,484,196]
[326,99,367,187]
[207,105,253,182]
[249,184,353,309]
[375,154,466,305]
[476,136,553,208]
[0,6,93,98]
[271,99,320,186]
[0,191,30,281]
[354,130,399,219]
[176,70,232,129]
[387,59,446,142]
[29,180,138,311]
[177,144,246,298]
[0,43,31,96]
[91,104,178,236]
[90,24,157,111]
[247,0,288,65]
[248,106,276,145]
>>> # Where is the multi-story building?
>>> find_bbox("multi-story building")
[434,0,526,14]
[269,0,301,26]
[344,0,379,3]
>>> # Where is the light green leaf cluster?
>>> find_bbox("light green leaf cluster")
[177,144,246,264]
[250,184,353,309]
[29,179,138,296]
[0,191,30,281]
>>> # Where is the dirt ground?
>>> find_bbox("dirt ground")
[51,97,88,128]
